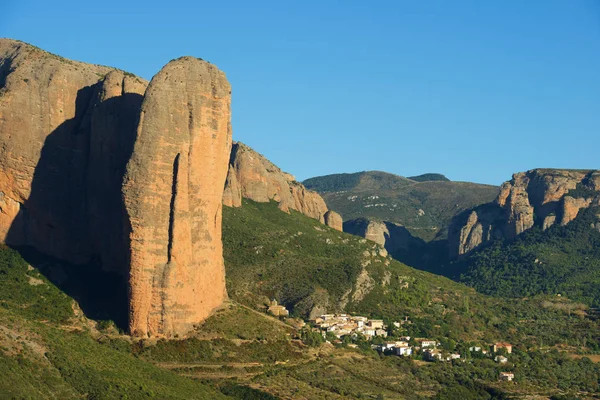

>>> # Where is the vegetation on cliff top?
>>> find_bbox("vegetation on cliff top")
[407,173,450,182]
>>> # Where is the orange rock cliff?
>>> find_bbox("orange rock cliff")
[222,141,343,231]
[448,169,600,258]
[0,39,231,337]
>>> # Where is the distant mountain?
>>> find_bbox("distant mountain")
[304,171,499,242]
[407,173,450,182]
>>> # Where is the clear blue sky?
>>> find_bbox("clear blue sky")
[2,1,599,185]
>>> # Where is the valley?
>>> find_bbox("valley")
[0,37,599,400]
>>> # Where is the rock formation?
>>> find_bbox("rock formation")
[223,142,329,223]
[0,38,147,271]
[324,210,343,231]
[123,57,232,337]
[222,165,242,208]
[449,169,600,258]
[0,39,232,337]
[343,218,424,256]
[343,218,389,246]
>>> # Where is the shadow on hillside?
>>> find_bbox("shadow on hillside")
[12,246,130,329]
[382,222,450,273]
[5,82,143,331]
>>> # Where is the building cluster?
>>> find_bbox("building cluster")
[374,339,516,380]
[309,313,516,382]
[374,339,414,356]
[313,314,392,338]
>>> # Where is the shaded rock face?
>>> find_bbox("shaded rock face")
[343,218,424,256]
[0,39,147,273]
[344,218,388,246]
[223,142,328,222]
[449,169,600,258]
[222,165,242,208]
[324,210,343,231]
[1,40,232,338]
[447,204,504,259]
[123,57,232,338]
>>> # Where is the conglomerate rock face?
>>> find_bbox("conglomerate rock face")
[0,39,232,338]
[123,57,232,338]
[223,142,328,222]
[324,210,343,231]
[0,38,147,271]
[448,169,600,258]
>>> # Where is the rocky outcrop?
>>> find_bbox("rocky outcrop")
[223,142,328,223]
[0,38,147,271]
[1,39,232,337]
[343,218,388,246]
[449,169,600,258]
[448,204,504,258]
[324,210,343,231]
[561,196,593,226]
[123,57,231,338]
[222,165,242,208]
[343,218,424,255]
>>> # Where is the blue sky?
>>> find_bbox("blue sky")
[2,1,599,185]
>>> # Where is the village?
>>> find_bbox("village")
[268,303,517,382]
[311,313,516,381]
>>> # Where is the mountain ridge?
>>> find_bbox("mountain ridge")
[304,170,499,242]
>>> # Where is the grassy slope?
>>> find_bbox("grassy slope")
[223,200,600,349]
[303,171,498,241]
[0,245,229,400]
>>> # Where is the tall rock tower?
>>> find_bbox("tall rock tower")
[123,57,232,337]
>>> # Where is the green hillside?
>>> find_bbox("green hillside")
[0,245,228,400]
[453,206,600,308]
[222,200,599,349]
[1,201,600,398]
[303,171,499,241]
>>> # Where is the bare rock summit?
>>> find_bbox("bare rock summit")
[123,57,232,337]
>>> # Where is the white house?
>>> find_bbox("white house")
[368,320,385,329]
[495,355,508,364]
[395,346,413,356]
[423,349,443,361]
[499,372,514,381]
[363,329,376,337]
[418,339,437,348]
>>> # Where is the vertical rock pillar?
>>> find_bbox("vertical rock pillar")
[123,57,232,337]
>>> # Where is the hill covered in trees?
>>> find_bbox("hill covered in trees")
[304,171,498,241]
